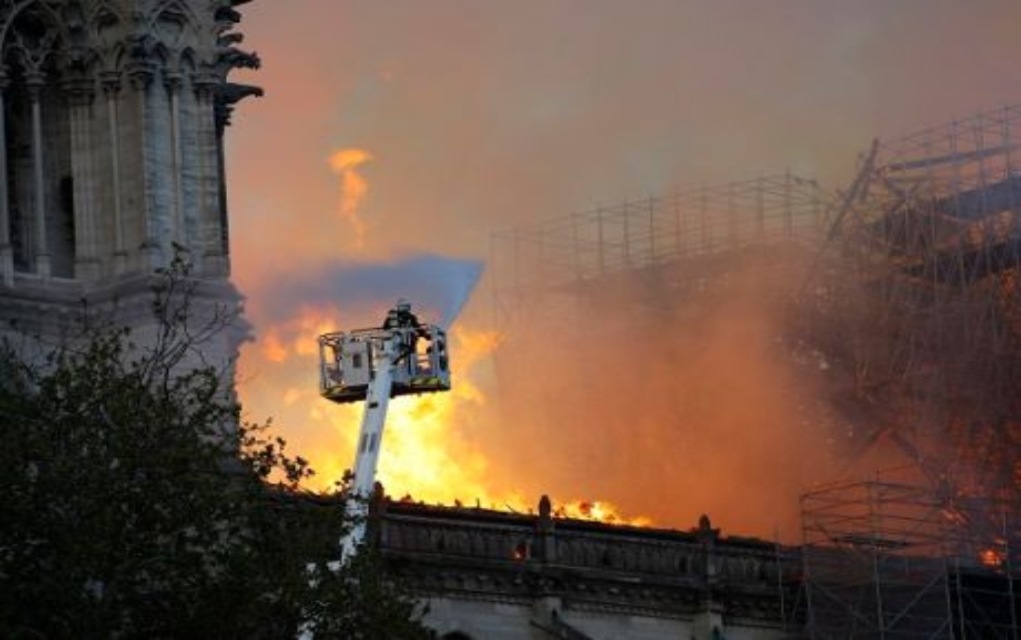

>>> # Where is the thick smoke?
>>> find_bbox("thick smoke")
[481,250,842,538]
[227,1,1021,538]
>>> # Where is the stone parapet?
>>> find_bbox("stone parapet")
[372,497,802,639]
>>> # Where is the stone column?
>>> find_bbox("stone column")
[536,494,557,563]
[193,73,223,276]
[692,514,724,640]
[0,68,11,286]
[25,69,48,277]
[165,71,185,252]
[65,77,98,280]
[101,71,126,273]
[214,99,233,275]
[126,61,158,269]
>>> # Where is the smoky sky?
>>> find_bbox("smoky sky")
[223,1,1021,535]
[227,1,1021,299]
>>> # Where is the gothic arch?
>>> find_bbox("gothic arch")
[151,0,198,52]
[86,0,123,28]
[4,1,63,61]
[153,0,199,26]
[2,0,77,276]
[100,37,123,73]
[0,0,53,50]
[0,0,259,282]
[151,40,170,67]
[178,45,196,73]
[85,0,123,71]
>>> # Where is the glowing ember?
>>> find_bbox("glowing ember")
[512,541,528,560]
[979,547,1005,569]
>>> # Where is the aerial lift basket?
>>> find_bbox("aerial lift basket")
[318,324,451,403]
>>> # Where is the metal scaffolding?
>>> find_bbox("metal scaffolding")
[805,105,1021,501]
[490,172,833,326]
[487,105,1021,635]
[801,470,1020,639]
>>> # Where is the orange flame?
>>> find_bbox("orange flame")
[237,305,652,527]
[979,546,1006,570]
[375,327,501,503]
[554,499,653,527]
[328,148,372,248]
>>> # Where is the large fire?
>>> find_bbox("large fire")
[235,147,820,539]
[236,303,651,527]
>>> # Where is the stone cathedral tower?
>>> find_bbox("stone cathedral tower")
[0,0,258,364]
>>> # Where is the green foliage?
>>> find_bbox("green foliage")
[0,264,431,639]
[303,550,432,640]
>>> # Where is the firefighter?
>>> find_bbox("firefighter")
[395,299,421,330]
[385,300,425,371]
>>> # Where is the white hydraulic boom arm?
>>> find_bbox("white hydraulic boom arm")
[339,334,394,561]
[317,301,451,562]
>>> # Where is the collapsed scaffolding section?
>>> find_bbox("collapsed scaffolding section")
[801,473,1021,639]
[809,104,1021,498]
[490,173,833,325]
